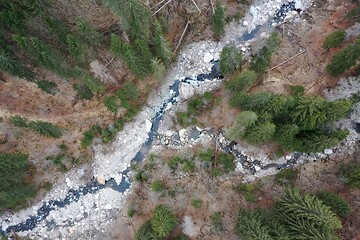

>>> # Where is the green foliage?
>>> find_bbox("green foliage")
[10,116,28,128]
[73,83,93,100]
[122,43,148,79]
[42,181,53,191]
[244,121,276,144]
[339,163,360,188]
[276,188,342,239]
[227,90,350,152]
[234,183,257,202]
[326,39,360,76]
[151,205,177,238]
[151,180,164,192]
[192,198,203,208]
[219,45,243,76]
[29,121,63,138]
[104,96,118,113]
[75,18,102,46]
[275,168,298,185]
[36,80,58,95]
[211,212,223,231]
[44,16,70,44]
[110,34,125,56]
[323,30,346,49]
[177,93,216,126]
[81,129,97,148]
[225,70,257,92]
[317,191,352,217]
[249,32,281,76]
[66,34,89,62]
[212,3,225,40]
[182,160,196,172]
[134,171,148,182]
[151,58,166,80]
[135,221,158,240]
[347,5,360,22]
[287,85,304,96]
[81,73,105,93]
[128,207,136,217]
[105,0,152,40]
[197,150,235,177]
[154,21,172,65]
[237,209,273,240]
[0,153,36,211]
[0,49,35,80]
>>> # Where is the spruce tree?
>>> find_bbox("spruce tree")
[219,45,243,76]
[212,3,225,40]
[154,21,172,65]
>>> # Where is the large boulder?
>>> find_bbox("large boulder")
[179,83,195,100]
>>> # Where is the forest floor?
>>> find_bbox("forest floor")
[103,0,360,239]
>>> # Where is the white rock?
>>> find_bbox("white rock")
[254,166,261,172]
[236,162,244,172]
[179,129,187,139]
[203,52,213,63]
[243,20,249,26]
[165,130,174,137]
[241,47,246,52]
[210,49,214,53]
[104,204,112,210]
[195,126,203,132]
[285,155,292,160]
[114,174,122,185]
[65,178,71,187]
[179,83,195,100]
[324,149,333,155]
[145,119,152,132]
[97,176,106,185]
[295,0,303,9]
[213,52,220,61]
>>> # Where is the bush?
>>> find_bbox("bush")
[326,38,360,76]
[151,180,164,192]
[73,84,93,100]
[151,205,177,238]
[168,156,182,170]
[81,130,96,148]
[212,3,225,40]
[219,45,243,76]
[275,168,298,185]
[211,212,223,231]
[104,96,118,113]
[339,163,360,188]
[36,80,58,95]
[182,160,196,172]
[323,30,346,49]
[10,116,28,128]
[317,191,352,217]
[0,153,36,211]
[135,221,157,240]
[192,198,203,208]
[287,84,304,95]
[29,121,63,138]
[234,183,257,202]
[225,70,257,92]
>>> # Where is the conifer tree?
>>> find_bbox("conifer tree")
[212,3,225,40]
[154,21,172,65]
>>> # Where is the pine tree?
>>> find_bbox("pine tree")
[236,209,273,240]
[245,121,276,144]
[212,3,225,40]
[290,96,328,130]
[151,205,177,238]
[276,188,342,239]
[227,111,258,141]
[134,38,153,68]
[75,17,102,46]
[219,45,243,76]
[225,70,257,92]
[151,58,166,80]
[326,99,352,122]
[110,34,125,56]
[123,43,148,79]
[154,21,172,65]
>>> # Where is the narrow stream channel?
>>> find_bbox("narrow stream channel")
[1,1,308,236]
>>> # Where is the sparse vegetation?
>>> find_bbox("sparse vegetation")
[219,45,243,76]
[275,168,298,185]
[212,3,225,40]
[0,153,36,211]
[326,38,360,76]
[317,191,352,217]
[211,212,223,232]
[236,188,342,240]
[29,121,63,138]
[339,163,360,188]
[323,30,346,49]
[151,180,164,192]
[192,198,203,208]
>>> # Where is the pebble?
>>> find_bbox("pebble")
[285,155,292,160]
[324,149,333,155]
[203,52,213,63]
